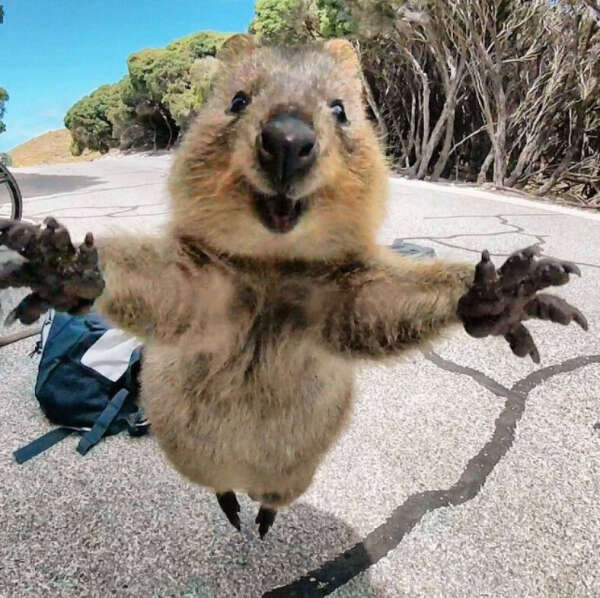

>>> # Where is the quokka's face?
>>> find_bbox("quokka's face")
[170,37,389,260]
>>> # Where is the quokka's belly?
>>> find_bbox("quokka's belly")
[140,343,354,495]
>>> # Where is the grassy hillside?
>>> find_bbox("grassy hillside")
[8,129,101,167]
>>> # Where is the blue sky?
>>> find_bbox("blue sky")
[0,0,256,151]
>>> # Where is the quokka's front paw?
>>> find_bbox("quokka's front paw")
[457,245,588,363]
[0,217,104,324]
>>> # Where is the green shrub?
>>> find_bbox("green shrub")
[64,84,121,153]
[65,32,231,153]
[0,86,8,135]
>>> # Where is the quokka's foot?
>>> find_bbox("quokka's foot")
[255,506,277,539]
[215,491,241,531]
[0,217,104,324]
[458,246,588,363]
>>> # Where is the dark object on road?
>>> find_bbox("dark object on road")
[390,239,436,259]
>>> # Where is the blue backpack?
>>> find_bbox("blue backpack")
[14,310,150,464]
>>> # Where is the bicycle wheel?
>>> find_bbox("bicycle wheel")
[0,162,23,220]
[0,162,27,347]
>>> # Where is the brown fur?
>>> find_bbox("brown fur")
[94,38,475,512]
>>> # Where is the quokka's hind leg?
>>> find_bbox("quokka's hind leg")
[255,505,277,539]
[249,467,321,538]
[253,491,286,539]
[215,491,241,531]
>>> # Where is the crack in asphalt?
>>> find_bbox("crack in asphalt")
[496,214,547,246]
[404,214,547,246]
[423,351,513,399]
[402,213,600,268]
[264,352,600,597]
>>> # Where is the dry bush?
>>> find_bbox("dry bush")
[351,0,600,206]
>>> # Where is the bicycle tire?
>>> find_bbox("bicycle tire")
[0,163,25,348]
[0,162,23,220]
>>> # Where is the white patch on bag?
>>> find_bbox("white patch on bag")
[81,328,143,382]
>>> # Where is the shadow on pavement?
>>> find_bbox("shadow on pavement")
[152,501,376,598]
[13,172,104,198]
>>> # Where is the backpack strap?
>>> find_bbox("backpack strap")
[125,409,151,437]
[13,427,76,464]
[76,388,129,455]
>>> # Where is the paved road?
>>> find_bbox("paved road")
[0,155,598,598]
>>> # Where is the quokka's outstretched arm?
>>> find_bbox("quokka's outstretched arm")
[319,253,475,358]
[319,246,588,362]
[0,218,198,341]
[94,234,197,340]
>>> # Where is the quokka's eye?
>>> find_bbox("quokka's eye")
[330,99,348,124]
[230,91,251,114]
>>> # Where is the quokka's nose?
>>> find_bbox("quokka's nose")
[258,113,317,188]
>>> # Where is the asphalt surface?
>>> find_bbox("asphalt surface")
[0,154,598,597]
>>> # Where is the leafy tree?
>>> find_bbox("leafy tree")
[0,5,7,134]
[315,0,356,38]
[0,87,8,135]
[66,31,230,153]
[64,84,122,154]
[250,0,319,44]
[250,0,356,43]
[165,30,230,58]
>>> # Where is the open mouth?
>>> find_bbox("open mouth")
[253,190,308,234]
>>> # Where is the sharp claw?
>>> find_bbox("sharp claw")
[474,249,498,288]
[53,228,73,251]
[530,345,541,364]
[44,220,73,252]
[4,293,49,325]
[255,506,276,539]
[498,250,538,285]
[505,324,540,362]
[563,262,581,277]
[573,310,589,331]
[216,491,242,532]
[227,513,241,532]
[519,244,542,259]
[77,233,100,270]
[7,225,35,253]
[4,307,18,327]
[548,302,570,325]
[43,217,59,229]
[526,293,589,334]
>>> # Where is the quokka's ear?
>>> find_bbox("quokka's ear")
[217,34,259,63]
[323,39,361,77]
